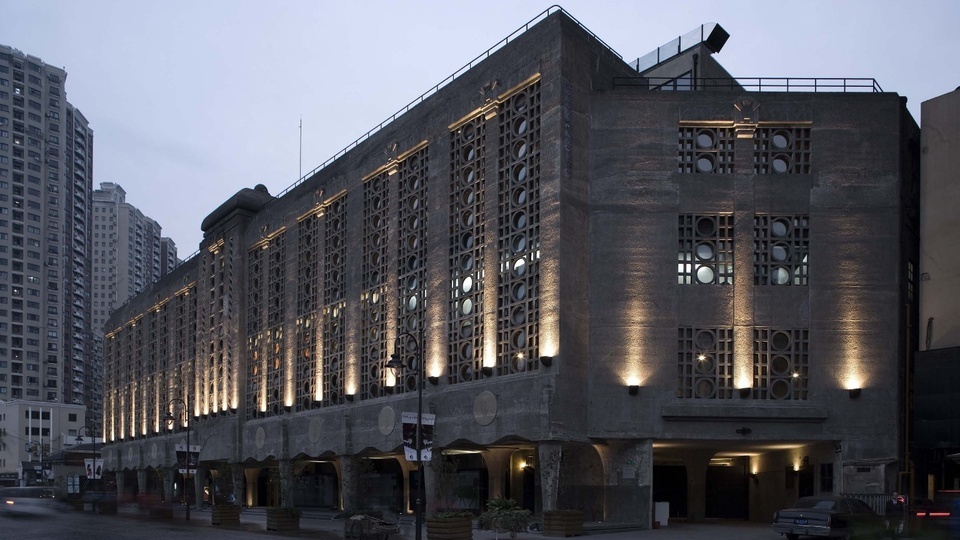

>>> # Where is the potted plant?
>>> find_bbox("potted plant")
[478,497,530,540]
[266,505,302,531]
[426,511,474,540]
[542,509,584,537]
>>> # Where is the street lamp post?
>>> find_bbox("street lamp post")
[386,331,425,540]
[163,397,191,521]
[77,425,99,511]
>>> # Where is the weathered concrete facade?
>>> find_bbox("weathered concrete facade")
[100,9,919,525]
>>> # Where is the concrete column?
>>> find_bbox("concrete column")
[231,463,245,505]
[681,449,715,522]
[278,459,294,508]
[116,471,125,501]
[481,448,514,500]
[596,439,653,525]
[397,458,416,514]
[194,466,208,507]
[163,468,175,503]
[422,459,436,516]
[340,456,358,511]
[538,443,563,512]
[244,467,260,507]
[136,468,148,495]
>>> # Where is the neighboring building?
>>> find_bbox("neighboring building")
[913,87,960,498]
[0,46,95,429]
[100,9,920,524]
[91,182,176,333]
[0,399,87,486]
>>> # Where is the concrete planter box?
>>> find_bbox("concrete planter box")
[426,516,473,540]
[266,508,301,531]
[211,504,241,525]
[542,510,583,537]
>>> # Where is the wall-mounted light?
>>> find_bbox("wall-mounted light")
[735,427,752,436]
[738,387,752,399]
[345,393,355,402]
[540,356,553,367]
[749,473,759,485]
[427,376,439,386]
[628,385,639,396]
[848,388,862,399]
[481,366,494,377]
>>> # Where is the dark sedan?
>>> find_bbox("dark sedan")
[773,495,885,540]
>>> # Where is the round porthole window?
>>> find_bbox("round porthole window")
[771,379,791,400]
[462,123,476,142]
[513,258,527,277]
[772,242,790,261]
[772,130,790,149]
[772,267,791,285]
[463,145,476,162]
[771,355,791,375]
[696,154,716,173]
[696,265,715,284]
[462,276,473,293]
[461,298,473,316]
[696,330,716,350]
[696,216,717,237]
[696,242,715,260]
[772,155,790,174]
[695,378,716,398]
[514,93,528,113]
[771,331,791,351]
[772,218,790,237]
[513,141,527,159]
[514,117,528,136]
[696,130,716,149]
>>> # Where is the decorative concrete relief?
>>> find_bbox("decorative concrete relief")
[733,95,760,138]
[474,390,498,425]
[378,406,396,435]
[150,442,158,461]
[309,418,323,443]
[538,443,562,511]
[256,426,266,449]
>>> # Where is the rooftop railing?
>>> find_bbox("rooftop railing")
[614,76,883,93]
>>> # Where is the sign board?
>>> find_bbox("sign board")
[174,444,200,475]
[401,412,435,462]
[84,458,103,479]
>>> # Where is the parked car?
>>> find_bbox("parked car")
[0,486,59,517]
[773,495,885,540]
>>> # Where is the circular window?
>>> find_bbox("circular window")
[407,255,418,272]
[459,364,474,382]
[407,234,419,250]
[771,331,791,351]
[696,330,716,350]
[696,130,716,149]
[461,187,475,206]
[513,93,528,113]
[771,218,790,237]
[514,117,528,136]
[512,329,527,348]
[408,195,420,211]
[462,276,473,293]
[772,267,791,285]
[511,306,526,325]
[369,251,381,267]
[459,320,473,338]
[772,131,790,149]
[405,315,418,332]
[512,282,526,301]
[331,253,341,267]
[696,242,715,260]
[512,211,527,230]
[513,258,527,277]
[513,187,527,206]
[695,356,714,373]
[462,123,476,142]
[772,155,790,173]
[696,217,717,237]
[696,265,715,283]
[513,164,527,183]
[513,141,527,159]
[771,355,791,375]
[408,174,420,191]
[461,254,475,272]
[512,234,527,254]
[772,242,790,261]
[695,378,716,398]
[463,167,475,185]
[461,231,474,250]
[460,210,474,228]
[771,379,791,400]
[407,215,420,231]
[459,342,474,361]
[372,195,383,210]
[406,295,417,311]
[463,145,476,162]
[696,154,716,173]
[511,354,526,372]
[408,158,420,171]
[370,291,380,305]
[461,298,473,316]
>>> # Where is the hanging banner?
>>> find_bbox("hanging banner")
[84,458,104,479]
[175,444,200,475]
[401,412,435,462]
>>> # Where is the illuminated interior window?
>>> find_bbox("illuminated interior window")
[754,215,809,286]
[678,214,734,285]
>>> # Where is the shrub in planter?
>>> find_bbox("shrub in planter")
[478,498,530,540]
[211,503,241,526]
[266,506,302,531]
[427,511,474,540]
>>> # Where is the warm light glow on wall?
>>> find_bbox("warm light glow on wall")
[314,320,324,402]
[540,259,559,359]
[734,326,753,391]
[621,296,647,387]
[837,290,869,391]
[285,331,295,408]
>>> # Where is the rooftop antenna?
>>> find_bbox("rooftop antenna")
[299,116,303,181]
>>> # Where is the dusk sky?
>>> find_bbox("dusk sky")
[3,0,957,253]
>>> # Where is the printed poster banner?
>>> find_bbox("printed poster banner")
[84,458,103,479]
[175,443,200,475]
[401,412,435,462]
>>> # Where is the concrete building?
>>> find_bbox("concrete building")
[91,181,177,333]
[913,87,960,498]
[0,46,96,428]
[100,9,920,524]
[0,399,87,486]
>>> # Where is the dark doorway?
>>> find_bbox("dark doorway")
[521,466,535,513]
[706,463,747,518]
[798,466,814,498]
[653,465,687,519]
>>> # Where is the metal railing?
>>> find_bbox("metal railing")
[614,76,883,93]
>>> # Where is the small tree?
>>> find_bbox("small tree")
[478,497,530,539]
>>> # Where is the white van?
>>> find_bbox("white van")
[0,486,58,516]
